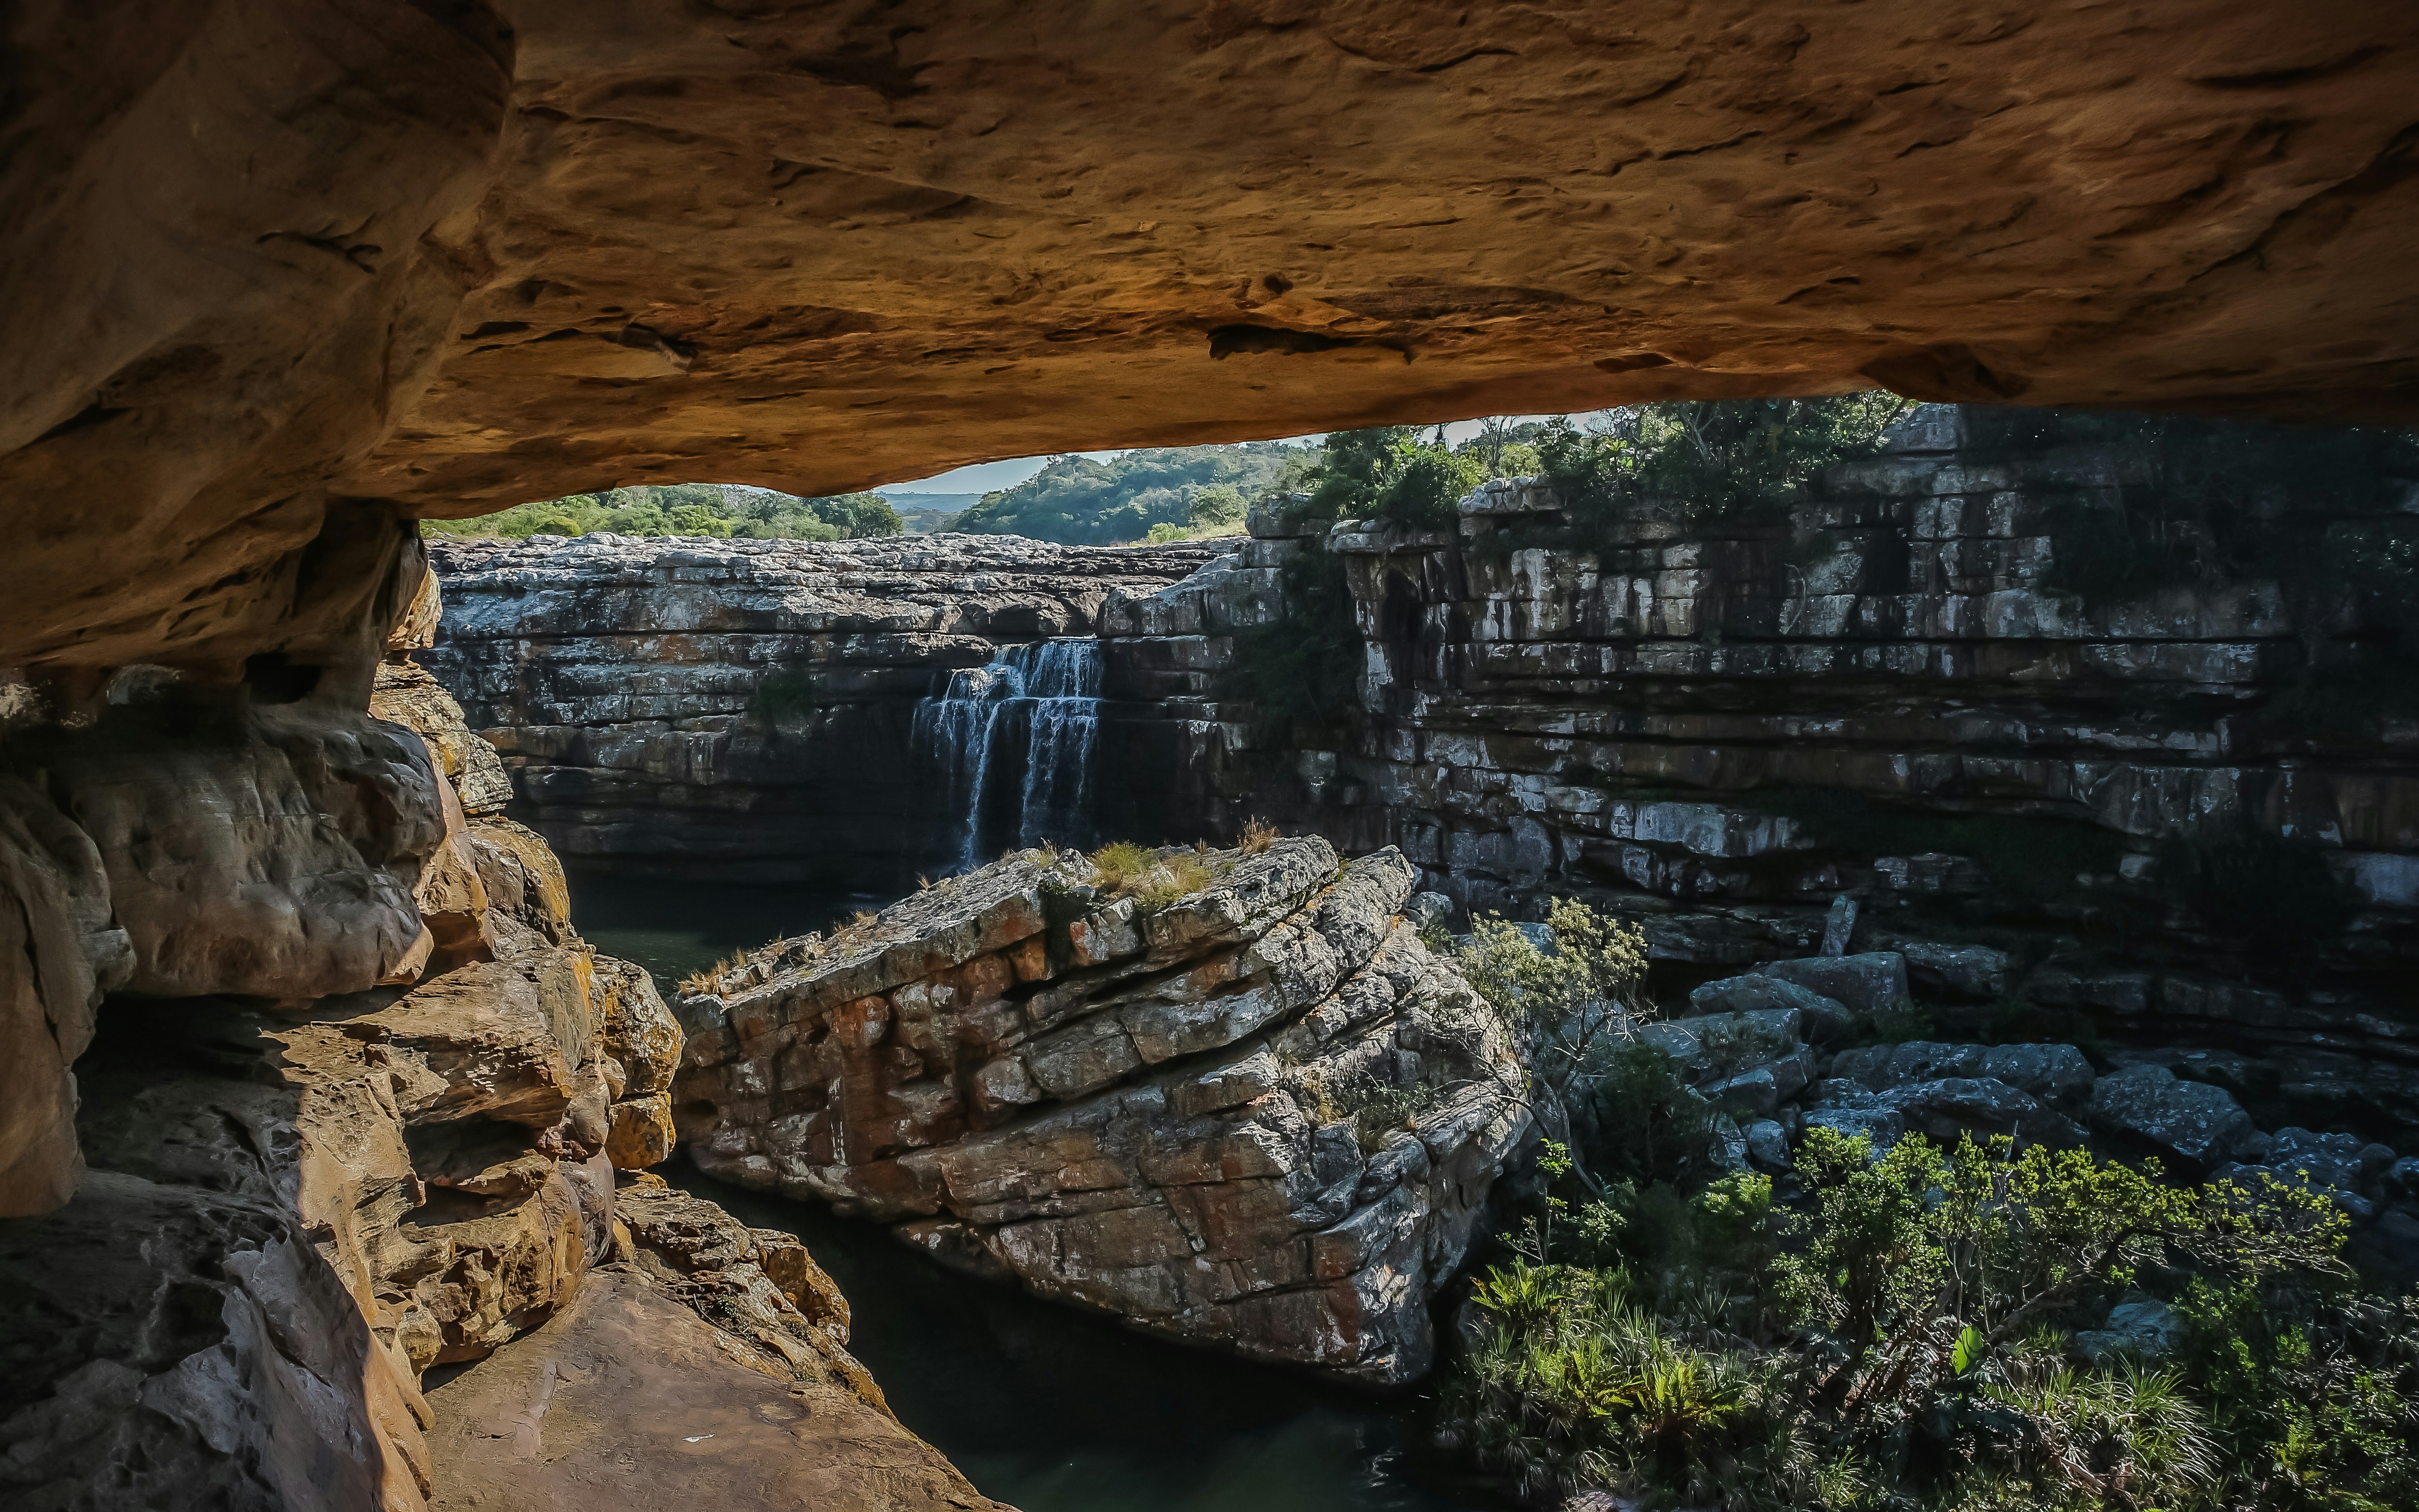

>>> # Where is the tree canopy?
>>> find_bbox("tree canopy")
[421,483,903,542]
[951,442,1306,545]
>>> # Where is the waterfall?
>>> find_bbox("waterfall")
[912,639,1103,870]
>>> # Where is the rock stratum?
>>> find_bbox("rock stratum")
[1113,405,2419,1132]
[6,2,2419,683]
[424,532,1227,880]
[673,836,1530,1384]
[0,558,996,1511]
[440,406,2418,1143]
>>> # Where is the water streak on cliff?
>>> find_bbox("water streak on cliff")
[913,639,1103,869]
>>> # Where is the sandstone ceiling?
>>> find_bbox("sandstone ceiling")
[3,0,2417,671]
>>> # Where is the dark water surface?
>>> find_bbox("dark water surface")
[571,868,1502,1512]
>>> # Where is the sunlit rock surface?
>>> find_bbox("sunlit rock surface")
[674,836,1530,1383]
[422,1177,1008,1512]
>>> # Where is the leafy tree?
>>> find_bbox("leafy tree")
[1455,898,1654,1191]
[1537,394,1915,524]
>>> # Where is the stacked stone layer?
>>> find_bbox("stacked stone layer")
[426,533,1228,882]
[1097,408,2419,1129]
[676,836,1529,1384]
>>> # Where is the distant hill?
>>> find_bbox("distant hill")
[873,490,982,534]
[877,490,983,514]
[951,442,1308,545]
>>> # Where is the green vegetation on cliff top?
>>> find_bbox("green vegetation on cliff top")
[421,483,903,542]
[950,441,1307,544]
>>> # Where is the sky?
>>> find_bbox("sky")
[880,415,1563,496]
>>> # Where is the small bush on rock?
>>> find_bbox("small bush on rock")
[1456,898,1654,1181]
[1086,840,1219,912]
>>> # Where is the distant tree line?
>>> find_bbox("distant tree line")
[421,483,902,542]
[951,442,1307,545]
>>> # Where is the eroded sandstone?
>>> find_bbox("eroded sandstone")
[0,562,990,1510]
[8,5,2419,684]
[675,835,1530,1383]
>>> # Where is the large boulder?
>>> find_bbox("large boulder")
[2089,1064,2262,1175]
[1748,954,1911,1016]
[1874,1078,2086,1149]
[1830,1041,2095,1108]
[675,837,1530,1384]
[1686,974,1854,1044]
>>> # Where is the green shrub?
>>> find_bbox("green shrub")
[2037,491,2199,606]
[421,483,904,542]
[954,444,1305,544]
[1220,545,1363,737]
[1441,1123,2360,1510]
[746,669,819,729]
[1085,840,1219,912]
[1537,394,1914,525]
[2174,1279,2419,1508]
[1737,786,2128,902]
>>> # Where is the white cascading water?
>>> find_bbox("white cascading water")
[912,639,1103,870]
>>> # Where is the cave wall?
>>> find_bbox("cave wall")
[0,554,990,1509]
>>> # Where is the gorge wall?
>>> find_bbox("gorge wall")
[1105,407,2419,1136]
[436,406,2419,1140]
[423,533,1226,884]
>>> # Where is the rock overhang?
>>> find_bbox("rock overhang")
[5,1,2419,674]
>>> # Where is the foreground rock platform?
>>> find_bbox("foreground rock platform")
[426,1177,1007,1512]
[674,836,1531,1384]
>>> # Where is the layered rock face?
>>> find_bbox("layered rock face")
[673,836,1530,1383]
[9,4,2419,691]
[1102,407,2419,1130]
[0,562,991,1511]
[425,532,1227,881]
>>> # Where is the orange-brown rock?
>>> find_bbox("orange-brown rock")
[5,2,2418,680]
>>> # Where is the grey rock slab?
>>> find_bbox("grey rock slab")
[1821,894,1858,956]
[1749,953,1910,1015]
[1875,1077,2086,1148]
[1639,1007,1804,1085]
[2074,1298,2185,1365]
[1896,940,2012,998]
[2088,1063,2260,1174]
[1704,1046,1816,1119]
[1803,1102,1907,1148]
[1686,974,1854,1043]
[1745,1119,1791,1172]
[1829,1041,2094,1109]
